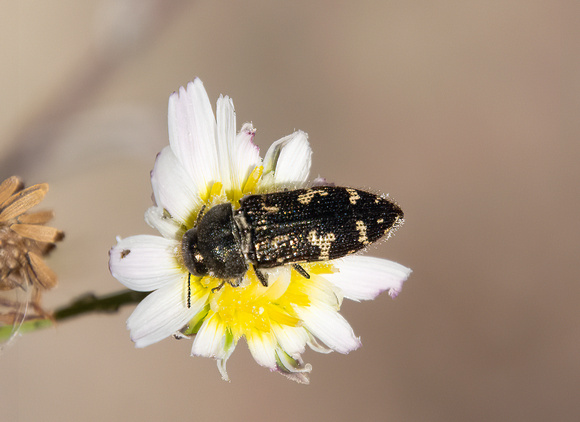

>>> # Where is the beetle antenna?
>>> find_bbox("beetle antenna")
[187,273,191,308]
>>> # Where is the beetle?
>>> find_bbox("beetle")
[182,186,403,295]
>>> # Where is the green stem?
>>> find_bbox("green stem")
[53,290,148,321]
[0,289,148,342]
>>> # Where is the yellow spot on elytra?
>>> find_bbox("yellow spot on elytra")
[271,234,289,247]
[298,189,328,204]
[346,188,360,204]
[307,230,336,260]
[262,204,280,213]
[355,220,369,245]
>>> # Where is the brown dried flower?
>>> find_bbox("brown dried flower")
[0,176,64,328]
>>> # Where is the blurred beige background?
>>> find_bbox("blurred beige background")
[0,1,576,421]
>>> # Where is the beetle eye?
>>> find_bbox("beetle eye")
[182,228,208,276]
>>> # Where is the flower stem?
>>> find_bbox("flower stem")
[52,290,148,322]
[0,290,148,342]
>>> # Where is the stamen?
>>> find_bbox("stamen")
[242,166,264,194]
[209,182,223,199]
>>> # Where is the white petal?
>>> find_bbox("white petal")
[215,337,237,382]
[109,235,182,292]
[271,323,308,358]
[263,130,311,187]
[151,146,203,226]
[127,279,208,348]
[144,206,182,240]
[303,275,342,309]
[275,351,312,384]
[168,79,219,198]
[246,331,277,369]
[216,95,236,192]
[231,123,261,191]
[191,313,228,359]
[306,333,332,354]
[326,256,412,301]
[295,303,361,354]
[312,177,333,187]
[217,348,236,382]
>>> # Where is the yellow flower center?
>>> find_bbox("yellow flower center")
[187,262,335,342]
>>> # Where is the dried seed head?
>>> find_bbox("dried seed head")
[0,176,64,342]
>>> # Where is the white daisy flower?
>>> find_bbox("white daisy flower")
[109,78,411,383]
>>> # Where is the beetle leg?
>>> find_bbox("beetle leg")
[253,265,269,287]
[195,205,207,226]
[212,280,226,293]
[292,264,310,279]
